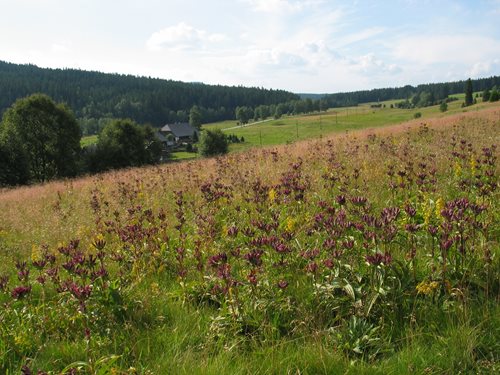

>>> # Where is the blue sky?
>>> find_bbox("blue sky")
[1,0,499,93]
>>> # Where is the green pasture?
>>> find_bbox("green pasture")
[80,134,98,147]
[205,96,487,149]
[168,151,198,161]
[80,93,490,152]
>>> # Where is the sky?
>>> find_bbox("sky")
[1,0,499,93]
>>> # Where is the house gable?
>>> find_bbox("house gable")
[160,122,198,139]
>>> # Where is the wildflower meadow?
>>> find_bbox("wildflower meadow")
[0,107,498,374]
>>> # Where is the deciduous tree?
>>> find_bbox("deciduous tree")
[189,105,202,129]
[198,129,228,157]
[0,94,81,182]
[92,119,159,171]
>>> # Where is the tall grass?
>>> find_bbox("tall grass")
[0,105,498,374]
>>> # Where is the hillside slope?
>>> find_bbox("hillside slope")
[0,105,498,373]
[0,60,298,125]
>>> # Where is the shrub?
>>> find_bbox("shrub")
[198,129,229,157]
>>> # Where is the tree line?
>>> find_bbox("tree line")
[320,76,500,108]
[0,60,299,134]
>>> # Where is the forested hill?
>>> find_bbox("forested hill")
[0,60,298,125]
[322,76,500,108]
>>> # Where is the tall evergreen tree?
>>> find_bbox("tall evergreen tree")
[482,88,491,102]
[465,78,473,106]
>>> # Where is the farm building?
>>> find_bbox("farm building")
[160,122,198,143]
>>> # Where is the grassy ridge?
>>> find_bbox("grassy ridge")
[0,105,499,373]
[80,96,492,150]
[207,98,496,151]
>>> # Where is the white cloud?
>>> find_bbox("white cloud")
[51,41,72,53]
[243,0,322,13]
[469,59,500,77]
[334,27,386,48]
[392,35,500,65]
[350,53,401,75]
[146,22,228,51]
[245,48,308,70]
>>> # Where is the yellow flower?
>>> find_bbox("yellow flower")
[268,188,277,203]
[416,280,439,295]
[454,161,462,178]
[422,195,432,226]
[429,281,439,290]
[31,244,42,262]
[469,155,476,176]
[285,217,296,232]
[435,198,444,220]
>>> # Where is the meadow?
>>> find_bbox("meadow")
[80,94,490,153]
[0,104,499,374]
[206,96,495,151]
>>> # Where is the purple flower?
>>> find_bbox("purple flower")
[336,195,346,205]
[32,259,47,270]
[227,225,239,237]
[323,258,334,269]
[216,263,231,280]
[69,283,92,301]
[351,196,368,206]
[404,203,416,217]
[306,262,319,273]
[36,275,46,285]
[277,280,289,289]
[208,253,228,268]
[365,252,392,266]
[244,249,264,267]
[11,285,31,299]
[247,270,258,285]
[272,242,291,254]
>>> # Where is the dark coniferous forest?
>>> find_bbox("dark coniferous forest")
[321,76,500,107]
[0,60,299,126]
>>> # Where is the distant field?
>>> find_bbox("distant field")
[80,134,97,147]
[80,95,493,152]
[167,151,198,160]
[205,96,495,150]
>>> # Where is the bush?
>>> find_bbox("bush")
[198,129,229,157]
[91,119,161,172]
[414,112,422,118]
